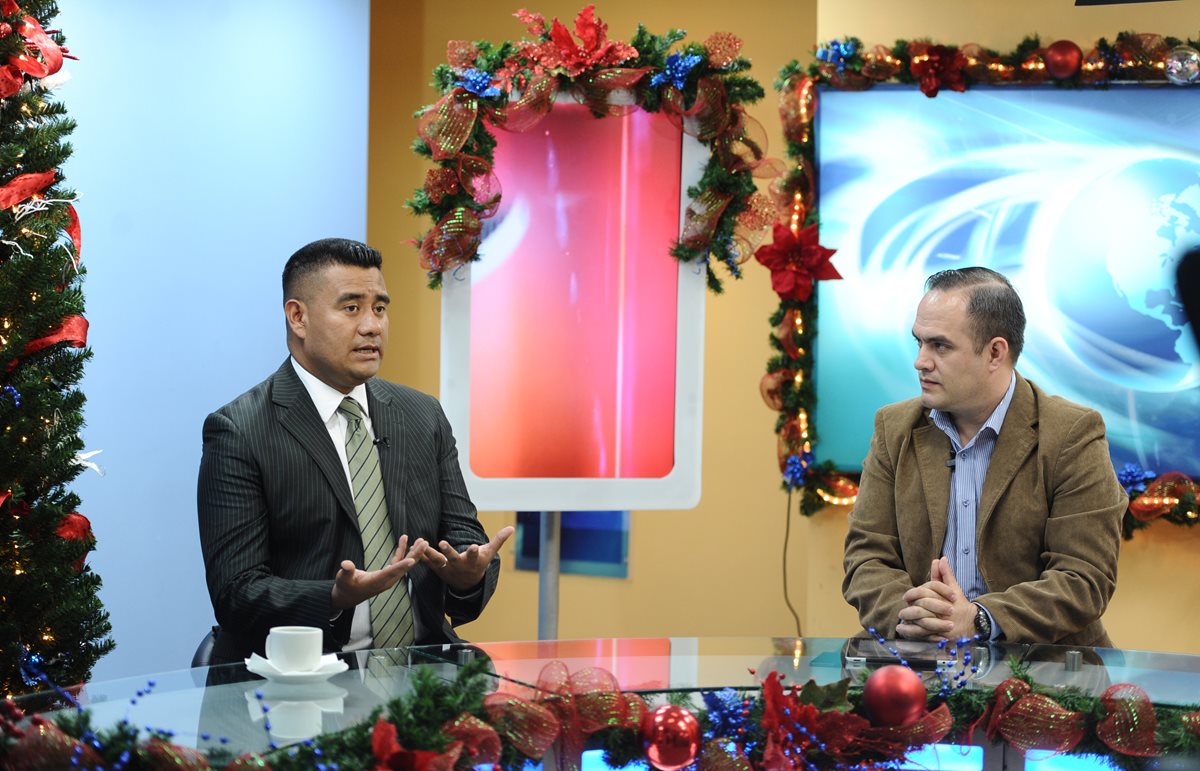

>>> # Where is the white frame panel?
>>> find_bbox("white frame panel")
[440,129,708,511]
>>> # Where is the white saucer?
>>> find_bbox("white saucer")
[245,653,348,685]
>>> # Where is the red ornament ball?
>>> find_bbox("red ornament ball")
[640,704,700,771]
[862,664,927,727]
[1045,40,1083,80]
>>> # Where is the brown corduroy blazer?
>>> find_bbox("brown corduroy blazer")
[842,373,1126,647]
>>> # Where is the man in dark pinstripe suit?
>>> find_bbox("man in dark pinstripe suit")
[198,238,512,664]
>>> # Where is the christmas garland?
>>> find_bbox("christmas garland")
[760,31,1200,519]
[6,650,1200,770]
[408,4,779,293]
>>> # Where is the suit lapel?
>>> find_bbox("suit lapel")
[913,420,952,553]
[978,374,1038,535]
[270,360,357,526]
[367,381,409,536]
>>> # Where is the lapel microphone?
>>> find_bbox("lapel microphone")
[373,436,390,448]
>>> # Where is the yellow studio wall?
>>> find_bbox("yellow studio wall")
[369,0,1200,653]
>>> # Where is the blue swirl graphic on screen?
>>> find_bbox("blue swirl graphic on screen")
[815,87,1200,475]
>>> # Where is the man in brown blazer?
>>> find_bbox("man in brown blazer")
[842,267,1126,647]
[198,238,512,663]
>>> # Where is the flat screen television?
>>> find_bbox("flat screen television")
[815,86,1200,476]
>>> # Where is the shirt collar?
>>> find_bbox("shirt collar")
[290,357,370,424]
[930,371,1017,448]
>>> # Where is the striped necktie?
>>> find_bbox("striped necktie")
[338,397,414,649]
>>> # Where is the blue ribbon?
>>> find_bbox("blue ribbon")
[453,68,500,98]
[650,52,703,90]
[816,39,858,74]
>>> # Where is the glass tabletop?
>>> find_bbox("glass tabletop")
[13,637,1200,760]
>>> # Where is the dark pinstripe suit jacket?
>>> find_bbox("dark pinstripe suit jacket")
[197,359,498,662]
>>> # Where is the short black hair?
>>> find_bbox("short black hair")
[925,267,1026,362]
[282,238,383,301]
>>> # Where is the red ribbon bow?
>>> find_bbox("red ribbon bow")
[484,661,645,771]
[908,42,967,98]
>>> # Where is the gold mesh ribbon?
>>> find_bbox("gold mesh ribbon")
[488,73,556,133]
[778,75,817,145]
[681,189,734,250]
[856,703,953,757]
[420,207,482,272]
[417,89,480,161]
[575,67,652,116]
[483,691,561,760]
[664,76,731,142]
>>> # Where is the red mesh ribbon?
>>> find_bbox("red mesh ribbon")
[65,203,82,265]
[908,42,967,98]
[1181,710,1200,737]
[140,737,212,770]
[1128,472,1198,521]
[11,15,64,79]
[981,678,1030,741]
[574,67,652,116]
[861,45,902,81]
[664,76,730,142]
[0,169,55,209]
[960,43,1003,82]
[23,314,88,355]
[697,738,753,771]
[1115,33,1169,80]
[778,75,817,145]
[855,703,953,759]
[537,662,644,771]
[442,713,502,766]
[716,108,786,180]
[488,74,556,133]
[1096,684,1159,757]
[681,189,734,251]
[483,691,561,759]
[420,207,481,273]
[998,694,1086,755]
[456,155,501,218]
[418,89,480,161]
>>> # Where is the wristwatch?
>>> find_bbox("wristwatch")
[973,603,992,640]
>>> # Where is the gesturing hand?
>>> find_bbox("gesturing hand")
[331,535,428,610]
[421,525,515,593]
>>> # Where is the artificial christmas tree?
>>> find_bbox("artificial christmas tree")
[0,0,113,697]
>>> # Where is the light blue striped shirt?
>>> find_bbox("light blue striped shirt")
[929,372,1016,636]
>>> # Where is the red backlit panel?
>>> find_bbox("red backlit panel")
[468,105,682,479]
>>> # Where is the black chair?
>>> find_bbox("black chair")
[191,626,220,668]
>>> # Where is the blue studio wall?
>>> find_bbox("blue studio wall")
[56,1,370,680]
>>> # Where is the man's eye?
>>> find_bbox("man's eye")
[374,305,387,313]
[344,305,358,313]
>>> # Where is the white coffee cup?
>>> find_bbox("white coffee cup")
[264,626,322,672]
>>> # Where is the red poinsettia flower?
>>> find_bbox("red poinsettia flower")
[754,223,841,302]
[372,718,461,771]
[909,44,967,98]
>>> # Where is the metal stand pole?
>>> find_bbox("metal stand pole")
[537,510,561,640]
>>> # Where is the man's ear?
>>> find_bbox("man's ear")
[986,337,1010,371]
[284,298,307,339]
